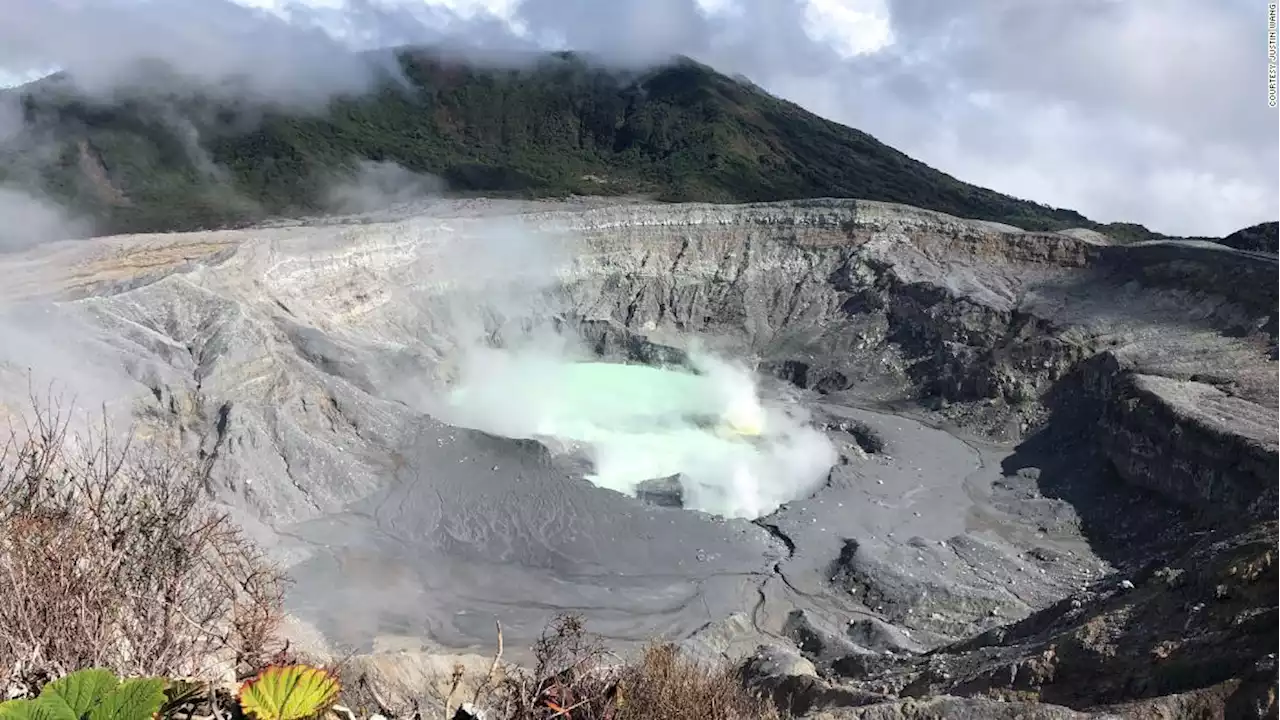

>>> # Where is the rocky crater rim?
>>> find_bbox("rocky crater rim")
[6,199,1274,494]
[6,200,1275,509]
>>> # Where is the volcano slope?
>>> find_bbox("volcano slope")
[0,198,1274,718]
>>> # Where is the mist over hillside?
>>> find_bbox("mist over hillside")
[0,50,1179,243]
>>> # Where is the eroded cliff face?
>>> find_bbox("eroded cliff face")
[559,202,1087,413]
[0,198,1274,717]
[1088,358,1277,522]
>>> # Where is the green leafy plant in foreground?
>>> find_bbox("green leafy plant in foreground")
[0,665,342,720]
[237,665,341,720]
[0,669,167,720]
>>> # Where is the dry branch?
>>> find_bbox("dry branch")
[0,390,286,686]
[471,620,504,706]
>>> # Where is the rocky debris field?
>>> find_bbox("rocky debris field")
[0,197,1274,718]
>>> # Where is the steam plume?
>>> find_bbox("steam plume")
[399,217,837,519]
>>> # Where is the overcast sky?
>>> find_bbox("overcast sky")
[1,0,1275,236]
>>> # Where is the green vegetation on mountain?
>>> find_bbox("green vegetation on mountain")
[1215,221,1278,254]
[1,50,1163,241]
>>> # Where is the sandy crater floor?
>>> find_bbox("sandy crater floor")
[280,390,1108,662]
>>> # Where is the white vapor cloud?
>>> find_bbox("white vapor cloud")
[0,0,1274,235]
[323,160,446,215]
[389,219,836,519]
[0,187,92,249]
[0,0,423,104]
[442,345,837,519]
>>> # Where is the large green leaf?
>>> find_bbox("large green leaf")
[86,679,166,720]
[1,671,162,720]
[40,670,118,719]
[0,698,78,720]
[238,666,340,720]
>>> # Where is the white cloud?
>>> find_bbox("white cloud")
[801,0,893,57]
[0,0,391,104]
[715,0,1277,235]
[694,0,738,16]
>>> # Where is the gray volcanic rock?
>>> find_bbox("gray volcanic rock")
[805,697,1091,719]
[0,197,1274,716]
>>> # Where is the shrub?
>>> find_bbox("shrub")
[0,393,287,688]
[471,614,781,720]
[611,643,781,720]
[496,614,615,719]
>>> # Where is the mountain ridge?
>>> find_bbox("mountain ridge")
[1216,221,1279,254]
[0,49,1188,242]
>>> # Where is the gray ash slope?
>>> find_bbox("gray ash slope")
[0,198,1274,718]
